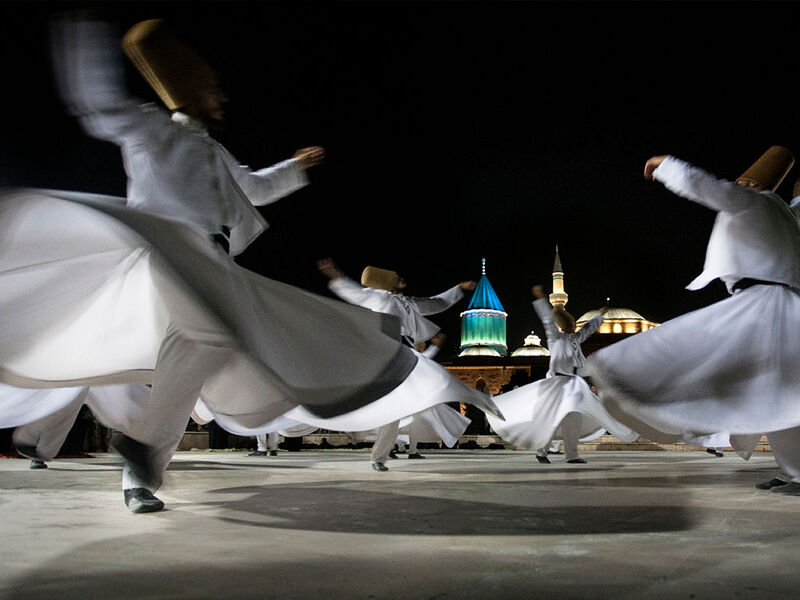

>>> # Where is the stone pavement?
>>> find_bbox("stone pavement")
[1,449,799,600]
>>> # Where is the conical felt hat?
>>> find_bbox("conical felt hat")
[122,19,217,110]
[552,307,576,333]
[736,146,795,192]
[361,266,401,291]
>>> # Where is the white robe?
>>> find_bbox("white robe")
[0,19,501,490]
[586,156,800,458]
[487,298,637,450]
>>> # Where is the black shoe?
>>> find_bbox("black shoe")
[567,458,588,464]
[371,462,389,472]
[706,448,724,457]
[29,459,47,469]
[268,450,278,456]
[388,449,399,459]
[770,481,800,496]
[547,450,564,455]
[124,488,165,513]
[110,434,160,490]
[756,478,788,490]
[407,453,426,459]
[536,455,551,464]
[248,450,268,456]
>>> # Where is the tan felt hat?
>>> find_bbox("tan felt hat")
[122,19,217,111]
[361,266,401,291]
[736,145,795,192]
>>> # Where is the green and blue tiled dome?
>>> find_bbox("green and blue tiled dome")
[459,259,508,357]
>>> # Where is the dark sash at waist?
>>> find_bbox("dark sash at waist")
[732,278,786,292]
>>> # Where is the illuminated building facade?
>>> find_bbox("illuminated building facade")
[458,258,508,357]
[576,307,659,335]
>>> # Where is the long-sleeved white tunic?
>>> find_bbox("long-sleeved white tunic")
[655,155,800,292]
[328,277,464,344]
[51,19,308,256]
[533,298,604,377]
[586,156,800,449]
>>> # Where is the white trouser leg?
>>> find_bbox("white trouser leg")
[561,412,583,461]
[371,421,400,463]
[12,388,89,460]
[408,435,418,454]
[766,426,800,483]
[255,434,268,452]
[267,431,279,451]
[121,329,238,492]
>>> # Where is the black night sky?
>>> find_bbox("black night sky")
[2,1,799,360]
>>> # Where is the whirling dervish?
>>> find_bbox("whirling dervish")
[0,15,501,512]
[587,147,800,496]
[487,278,638,464]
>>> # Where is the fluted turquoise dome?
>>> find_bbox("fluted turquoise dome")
[459,259,507,357]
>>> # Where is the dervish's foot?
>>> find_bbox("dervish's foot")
[567,458,588,464]
[110,434,160,490]
[536,455,551,464]
[388,450,399,459]
[269,450,278,456]
[706,448,724,457]
[547,450,564,455]
[248,450,267,456]
[371,462,389,472]
[755,478,788,490]
[29,459,47,469]
[770,482,800,496]
[14,443,40,460]
[407,453,426,459]
[124,488,165,513]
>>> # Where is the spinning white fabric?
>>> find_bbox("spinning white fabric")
[0,19,476,494]
[586,156,800,458]
[322,385,471,448]
[0,189,422,421]
[487,298,637,450]
[487,375,637,450]
[192,346,484,438]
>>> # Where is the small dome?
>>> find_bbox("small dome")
[511,333,550,357]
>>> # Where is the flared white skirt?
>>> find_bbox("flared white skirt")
[587,284,800,453]
[486,374,638,450]
[0,189,502,431]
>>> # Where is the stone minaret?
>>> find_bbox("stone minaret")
[549,244,568,308]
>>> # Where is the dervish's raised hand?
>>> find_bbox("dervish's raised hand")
[458,280,477,291]
[294,146,326,169]
[317,257,344,280]
[532,284,545,299]
[793,178,800,200]
[644,155,668,180]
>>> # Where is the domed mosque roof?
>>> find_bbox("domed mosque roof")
[576,304,659,334]
[577,307,647,322]
[511,332,550,357]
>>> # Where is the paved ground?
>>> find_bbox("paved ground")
[1,448,799,600]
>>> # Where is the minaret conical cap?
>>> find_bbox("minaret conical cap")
[553,244,563,272]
